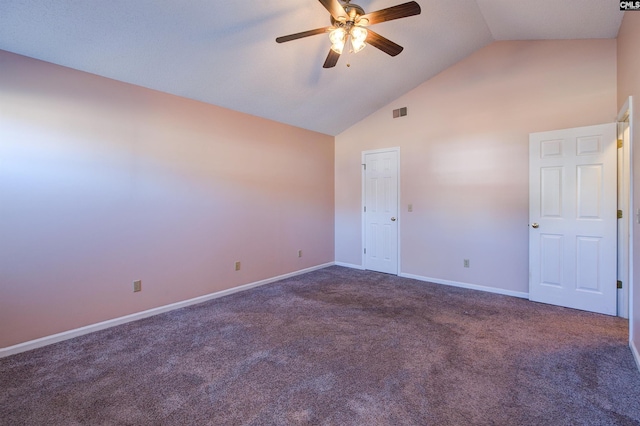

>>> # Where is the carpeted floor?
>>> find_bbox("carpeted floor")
[2,266,640,425]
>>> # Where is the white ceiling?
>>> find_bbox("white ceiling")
[0,1,623,135]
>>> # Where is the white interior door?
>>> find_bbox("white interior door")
[364,150,398,274]
[529,123,617,315]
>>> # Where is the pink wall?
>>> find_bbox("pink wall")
[0,50,335,348]
[335,40,617,294]
[617,12,640,358]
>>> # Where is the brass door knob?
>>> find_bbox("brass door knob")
[531,223,539,228]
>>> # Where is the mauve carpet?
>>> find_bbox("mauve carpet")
[2,266,640,425]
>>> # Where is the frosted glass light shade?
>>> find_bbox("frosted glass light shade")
[329,27,346,54]
[350,27,368,53]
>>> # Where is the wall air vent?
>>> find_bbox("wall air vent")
[393,107,407,118]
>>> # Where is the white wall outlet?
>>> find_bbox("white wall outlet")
[463,259,470,268]
[235,261,241,271]
[133,280,142,292]
[298,250,302,258]
[408,204,413,212]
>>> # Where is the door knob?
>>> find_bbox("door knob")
[391,217,397,222]
[531,223,539,228]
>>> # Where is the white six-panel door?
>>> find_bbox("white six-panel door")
[529,123,617,315]
[364,150,399,275]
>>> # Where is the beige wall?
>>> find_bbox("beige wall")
[617,11,640,359]
[0,50,335,348]
[336,40,617,294]
[0,37,630,351]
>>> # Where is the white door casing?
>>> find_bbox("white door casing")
[363,149,399,275]
[618,118,631,318]
[529,123,617,315]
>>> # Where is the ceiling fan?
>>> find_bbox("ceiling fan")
[276,0,421,68]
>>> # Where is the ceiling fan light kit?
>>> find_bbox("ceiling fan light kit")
[329,26,367,54]
[276,0,421,68]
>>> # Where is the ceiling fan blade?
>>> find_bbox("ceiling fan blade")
[358,1,421,26]
[276,27,332,43]
[323,49,341,68]
[365,29,403,56]
[318,0,348,21]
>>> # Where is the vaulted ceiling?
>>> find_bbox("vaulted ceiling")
[0,1,624,135]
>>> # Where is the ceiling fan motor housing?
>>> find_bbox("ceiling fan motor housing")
[330,2,366,27]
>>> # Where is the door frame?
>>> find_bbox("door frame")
[618,98,633,319]
[618,96,634,340]
[361,147,401,274]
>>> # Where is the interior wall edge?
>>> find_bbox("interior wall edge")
[0,262,335,359]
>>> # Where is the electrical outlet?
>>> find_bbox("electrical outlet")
[133,280,142,292]
[235,261,241,271]
[298,250,302,258]
[408,204,413,212]
[463,259,470,268]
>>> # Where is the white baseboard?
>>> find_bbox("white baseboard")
[335,266,528,299]
[631,339,640,373]
[399,272,529,299]
[334,261,365,270]
[0,262,334,358]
